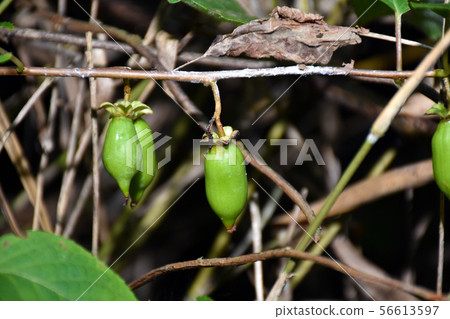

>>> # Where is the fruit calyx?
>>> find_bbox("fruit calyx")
[426,103,448,120]
[99,100,153,119]
[202,125,240,145]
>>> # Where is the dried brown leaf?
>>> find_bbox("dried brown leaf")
[205,6,368,64]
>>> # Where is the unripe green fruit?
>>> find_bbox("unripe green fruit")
[432,120,450,199]
[129,118,157,206]
[205,142,247,231]
[103,116,141,198]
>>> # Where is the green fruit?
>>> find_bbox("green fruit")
[205,142,247,231]
[129,118,157,206]
[103,116,141,198]
[432,120,450,199]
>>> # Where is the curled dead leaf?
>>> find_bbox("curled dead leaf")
[205,6,368,65]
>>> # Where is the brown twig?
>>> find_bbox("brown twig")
[210,81,225,137]
[361,32,432,50]
[0,183,26,238]
[55,81,86,235]
[86,0,100,257]
[128,247,443,300]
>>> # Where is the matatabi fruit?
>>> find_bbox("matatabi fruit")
[129,118,157,206]
[103,116,141,199]
[432,120,450,199]
[205,142,247,232]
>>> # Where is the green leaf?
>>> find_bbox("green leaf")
[404,7,444,40]
[380,0,410,15]
[0,21,13,30]
[410,2,450,18]
[350,0,393,24]
[426,103,447,118]
[352,0,442,40]
[196,295,214,301]
[0,52,11,63]
[166,0,255,24]
[0,231,137,300]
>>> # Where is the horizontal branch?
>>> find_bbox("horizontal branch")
[127,247,443,300]
[0,66,441,83]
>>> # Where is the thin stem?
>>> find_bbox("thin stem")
[55,81,85,235]
[442,1,450,103]
[123,78,131,102]
[57,0,67,15]
[86,0,100,258]
[249,195,264,301]
[33,87,58,231]
[210,81,225,137]
[395,12,403,72]
[128,248,443,300]
[32,157,45,230]
[0,183,26,238]
[437,192,445,294]
[361,32,433,50]
[86,31,100,257]
[0,46,24,73]
[35,73,59,231]
[63,174,93,238]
